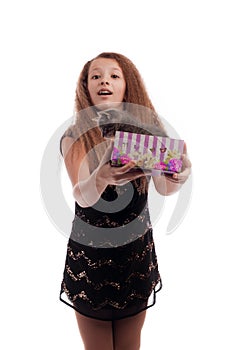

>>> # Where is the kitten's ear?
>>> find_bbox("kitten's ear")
[97,111,112,127]
[97,109,120,122]
[97,110,110,119]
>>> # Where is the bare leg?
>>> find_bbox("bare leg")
[75,311,114,350]
[113,311,147,350]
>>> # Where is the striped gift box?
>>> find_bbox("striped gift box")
[111,131,184,174]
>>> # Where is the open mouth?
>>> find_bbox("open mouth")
[98,89,113,96]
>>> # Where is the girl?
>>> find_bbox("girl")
[59,52,191,350]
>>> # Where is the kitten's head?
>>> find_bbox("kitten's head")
[97,108,167,138]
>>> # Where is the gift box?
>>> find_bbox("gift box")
[111,131,184,174]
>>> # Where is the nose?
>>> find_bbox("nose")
[100,79,109,85]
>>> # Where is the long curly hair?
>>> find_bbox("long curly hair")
[62,52,166,173]
[76,52,156,111]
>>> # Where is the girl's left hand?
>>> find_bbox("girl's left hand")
[172,143,192,183]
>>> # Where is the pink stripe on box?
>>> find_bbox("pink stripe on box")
[126,132,133,154]
[144,135,149,154]
[118,131,124,148]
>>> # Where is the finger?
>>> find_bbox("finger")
[173,167,191,181]
[101,140,114,164]
[183,142,187,154]
[117,160,137,174]
[121,166,151,180]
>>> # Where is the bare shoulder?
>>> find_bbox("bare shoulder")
[60,127,89,186]
[60,125,78,155]
[61,135,76,158]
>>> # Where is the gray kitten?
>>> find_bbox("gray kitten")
[97,108,167,138]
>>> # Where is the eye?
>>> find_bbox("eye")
[91,75,100,80]
[111,74,120,79]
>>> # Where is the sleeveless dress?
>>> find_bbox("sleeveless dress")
[59,176,162,321]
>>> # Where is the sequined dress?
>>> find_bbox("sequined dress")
[60,176,162,321]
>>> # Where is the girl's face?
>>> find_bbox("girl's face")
[87,58,126,109]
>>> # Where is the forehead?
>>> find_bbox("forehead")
[89,58,122,72]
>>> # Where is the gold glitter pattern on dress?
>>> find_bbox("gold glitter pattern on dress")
[67,240,155,268]
[62,277,161,311]
[65,260,157,290]
[60,174,162,319]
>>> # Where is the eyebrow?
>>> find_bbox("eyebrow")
[89,67,122,74]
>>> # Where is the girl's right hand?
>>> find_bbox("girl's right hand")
[96,141,150,186]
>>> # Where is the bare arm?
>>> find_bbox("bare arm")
[61,138,149,207]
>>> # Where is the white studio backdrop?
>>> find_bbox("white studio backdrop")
[0,0,232,349]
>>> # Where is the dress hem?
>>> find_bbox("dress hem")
[59,280,162,322]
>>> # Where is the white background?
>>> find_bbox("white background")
[1,0,232,349]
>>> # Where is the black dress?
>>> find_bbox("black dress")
[60,176,162,321]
